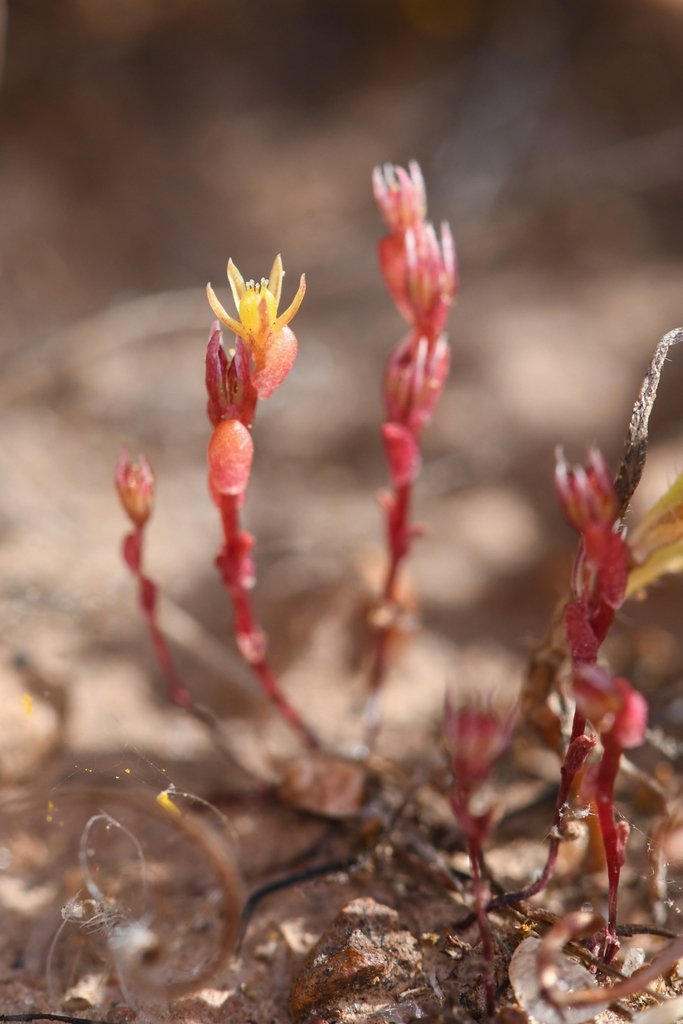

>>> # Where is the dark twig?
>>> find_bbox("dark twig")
[0,1016,109,1024]
[239,856,356,945]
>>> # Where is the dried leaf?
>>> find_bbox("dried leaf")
[614,328,683,518]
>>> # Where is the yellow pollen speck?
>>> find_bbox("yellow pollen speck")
[46,799,55,824]
[124,767,131,775]
[156,790,181,817]
[22,693,33,716]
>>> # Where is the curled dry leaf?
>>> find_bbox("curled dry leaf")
[613,327,683,518]
[509,936,609,1024]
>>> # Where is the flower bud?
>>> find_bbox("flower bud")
[115,451,154,529]
[205,323,258,428]
[444,699,516,788]
[384,334,450,432]
[378,221,457,335]
[372,161,426,235]
[555,447,618,532]
[405,220,458,337]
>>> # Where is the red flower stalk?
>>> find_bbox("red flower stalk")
[445,699,516,1016]
[205,259,318,749]
[115,451,193,711]
[489,448,638,938]
[366,162,457,740]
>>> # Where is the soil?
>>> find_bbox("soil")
[3,2,683,1022]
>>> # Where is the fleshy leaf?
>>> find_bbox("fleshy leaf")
[207,419,254,498]
[626,469,683,596]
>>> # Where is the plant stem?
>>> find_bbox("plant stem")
[124,529,193,711]
[595,739,624,960]
[364,480,412,742]
[469,842,496,1017]
[487,709,594,910]
[216,494,318,749]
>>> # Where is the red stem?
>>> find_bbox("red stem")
[217,495,318,749]
[126,528,193,710]
[487,708,594,909]
[364,480,412,741]
[469,839,496,1016]
[595,738,624,959]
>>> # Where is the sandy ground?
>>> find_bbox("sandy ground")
[3,1,683,1020]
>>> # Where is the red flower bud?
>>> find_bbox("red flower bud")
[444,699,516,788]
[404,220,457,337]
[378,222,457,334]
[205,323,257,428]
[555,447,618,532]
[384,334,450,433]
[373,161,426,235]
[115,451,154,529]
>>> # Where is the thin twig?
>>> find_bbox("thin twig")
[0,1016,109,1024]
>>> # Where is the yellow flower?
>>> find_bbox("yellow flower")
[207,255,304,353]
[206,255,305,398]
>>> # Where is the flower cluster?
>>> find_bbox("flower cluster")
[373,162,457,484]
[367,162,457,734]
[373,161,456,341]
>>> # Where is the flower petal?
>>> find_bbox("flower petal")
[206,282,249,342]
[274,273,306,331]
[227,258,246,305]
[268,253,284,307]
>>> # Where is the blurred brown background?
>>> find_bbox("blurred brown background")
[1,0,683,766]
